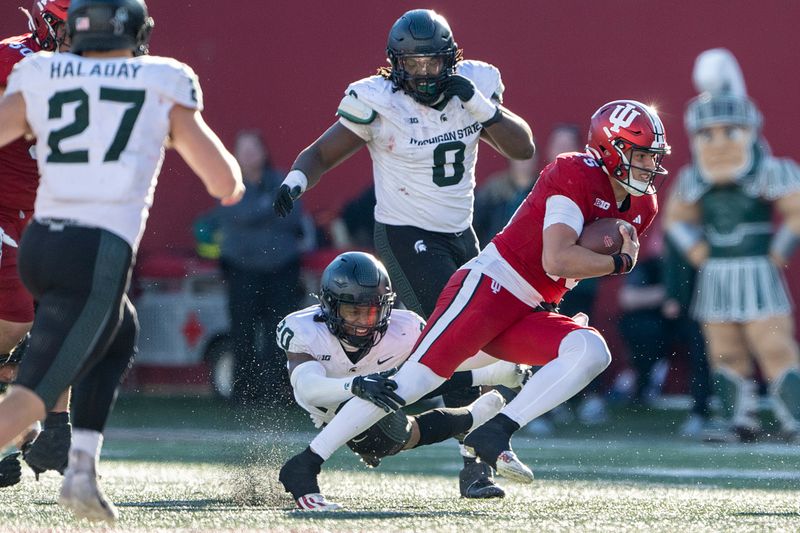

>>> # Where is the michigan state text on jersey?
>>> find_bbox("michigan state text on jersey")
[273,9,534,319]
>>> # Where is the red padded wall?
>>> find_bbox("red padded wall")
[2,1,799,266]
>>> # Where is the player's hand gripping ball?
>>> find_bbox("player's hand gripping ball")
[577,218,635,255]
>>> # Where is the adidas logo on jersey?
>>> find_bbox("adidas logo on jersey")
[633,215,641,224]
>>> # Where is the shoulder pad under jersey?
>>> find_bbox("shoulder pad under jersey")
[337,91,377,124]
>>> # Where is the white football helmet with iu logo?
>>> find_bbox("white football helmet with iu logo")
[586,99,671,196]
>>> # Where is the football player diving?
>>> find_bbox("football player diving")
[277,252,531,510]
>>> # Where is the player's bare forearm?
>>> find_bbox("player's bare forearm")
[0,92,31,150]
[170,106,242,201]
[543,243,615,279]
[542,223,616,279]
[480,106,534,160]
[292,122,367,190]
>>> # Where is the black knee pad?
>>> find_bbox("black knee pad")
[443,385,481,408]
[347,409,412,465]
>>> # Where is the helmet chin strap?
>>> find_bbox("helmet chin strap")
[618,177,648,197]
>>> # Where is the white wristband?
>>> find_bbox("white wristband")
[283,169,309,194]
[463,92,498,124]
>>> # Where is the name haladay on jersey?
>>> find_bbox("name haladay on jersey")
[49,61,143,79]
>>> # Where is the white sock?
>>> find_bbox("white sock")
[70,429,103,462]
[310,399,386,460]
[501,329,611,427]
[470,360,518,388]
[310,361,444,460]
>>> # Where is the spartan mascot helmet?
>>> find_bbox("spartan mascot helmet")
[685,48,764,183]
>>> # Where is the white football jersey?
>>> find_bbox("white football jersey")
[5,52,202,252]
[277,305,425,423]
[338,60,504,233]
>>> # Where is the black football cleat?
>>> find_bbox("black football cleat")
[0,452,22,488]
[22,417,71,479]
[278,448,324,499]
[459,460,505,499]
[464,419,534,484]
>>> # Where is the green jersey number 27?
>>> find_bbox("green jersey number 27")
[47,87,145,164]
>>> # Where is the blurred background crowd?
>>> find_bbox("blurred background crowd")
[2,0,798,442]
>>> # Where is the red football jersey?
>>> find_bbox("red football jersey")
[492,152,658,304]
[0,34,40,216]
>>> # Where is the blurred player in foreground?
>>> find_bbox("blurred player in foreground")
[0,0,73,487]
[0,0,243,522]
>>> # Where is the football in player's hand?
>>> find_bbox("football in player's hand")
[576,218,634,255]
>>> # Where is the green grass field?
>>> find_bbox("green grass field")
[1,396,799,532]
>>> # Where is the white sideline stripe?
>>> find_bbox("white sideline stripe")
[105,427,318,443]
[547,464,800,481]
[104,428,800,458]
[513,436,800,457]
[386,460,800,481]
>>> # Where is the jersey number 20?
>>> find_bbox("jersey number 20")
[47,87,145,164]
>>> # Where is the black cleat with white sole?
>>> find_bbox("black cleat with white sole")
[279,447,324,500]
[459,460,505,498]
[464,414,534,484]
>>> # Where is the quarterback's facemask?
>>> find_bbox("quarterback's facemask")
[586,99,671,196]
[386,9,458,106]
[318,252,395,350]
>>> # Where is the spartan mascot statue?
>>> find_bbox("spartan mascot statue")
[665,48,800,442]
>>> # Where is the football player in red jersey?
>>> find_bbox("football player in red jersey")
[0,0,71,487]
[280,100,671,501]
